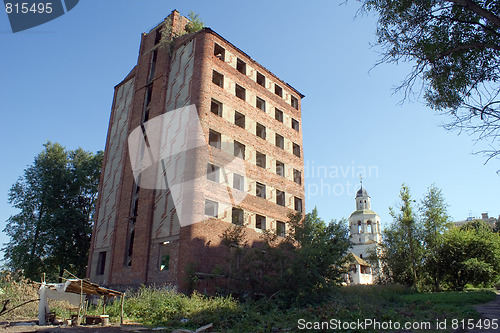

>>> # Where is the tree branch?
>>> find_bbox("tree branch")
[446,0,500,30]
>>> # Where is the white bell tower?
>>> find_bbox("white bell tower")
[348,180,382,259]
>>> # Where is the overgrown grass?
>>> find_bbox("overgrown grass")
[1,277,496,332]
[97,284,496,332]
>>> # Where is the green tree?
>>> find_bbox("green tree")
[283,209,351,305]
[219,208,351,307]
[438,220,500,290]
[185,11,204,33]
[420,184,451,291]
[381,184,423,287]
[3,142,103,280]
[360,0,500,163]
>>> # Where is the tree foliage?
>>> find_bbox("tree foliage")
[3,142,103,280]
[420,184,452,290]
[438,220,500,290]
[219,208,351,307]
[360,0,500,163]
[185,11,204,34]
[381,184,423,287]
[378,183,500,290]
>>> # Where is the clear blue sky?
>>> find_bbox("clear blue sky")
[1,0,499,260]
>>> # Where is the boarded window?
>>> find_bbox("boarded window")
[256,152,266,168]
[214,43,225,61]
[237,58,246,75]
[256,182,266,198]
[209,130,221,149]
[211,99,222,116]
[256,214,266,230]
[234,111,245,128]
[205,200,218,217]
[276,190,285,206]
[212,70,224,88]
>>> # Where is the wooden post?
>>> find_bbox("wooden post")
[76,279,83,326]
[120,294,125,325]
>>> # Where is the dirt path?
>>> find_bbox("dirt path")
[467,291,500,333]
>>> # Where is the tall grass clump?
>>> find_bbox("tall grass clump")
[105,286,243,329]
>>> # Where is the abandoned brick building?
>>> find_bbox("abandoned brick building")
[87,10,305,292]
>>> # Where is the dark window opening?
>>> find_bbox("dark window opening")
[214,43,225,61]
[96,251,106,276]
[236,58,246,75]
[126,229,135,267]
[205,199,218,217]
[277,221,286,237]
[294,169,302,185]
[276,161,285,177]
[256,97,266,111]
[232,208,244,225]
[275,84,283,97]
[276,190,285,206]
[294,197,303,212]
[235,84,246,100]
[211,99,222,116]
[148,50,158,83]
[291,95,299,109]
[233,173,244,191]
[207,163,220,182]
[256,71,265,87]
[291,118,300,131]
[209,130,221,149]
[256,214,266,230]
[234,111,245,128]
[256,182,266,198]
[234,141,245,159]
[212,70,224,88]
[160,244,170,271]
[154,28,162,45]
[256,123,266,140]
[256,152,266,168]
[275,108,283,122]
[275,134,284,149]
[143,86,153,123]
[293,143,301,157]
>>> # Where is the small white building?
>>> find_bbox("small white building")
[346,252,373,285]
[347,185,382,284]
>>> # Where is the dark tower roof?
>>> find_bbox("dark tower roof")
[356,187,368,198]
